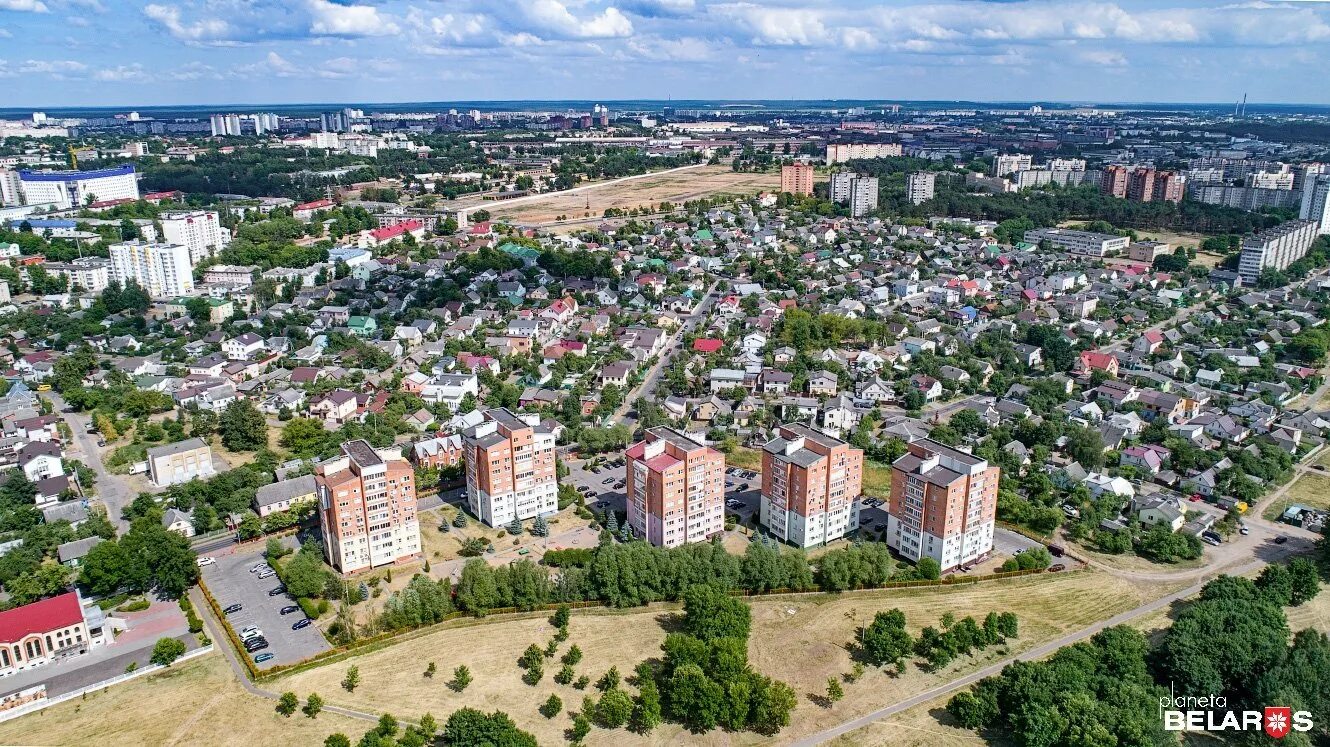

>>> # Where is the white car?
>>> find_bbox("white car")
[239,627,263,640]
[257,570,277,580]
[196,557,217,567]
[250,563,270,574]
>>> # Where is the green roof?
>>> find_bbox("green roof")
[693,229,714,241]
[499,242,542,261]
[348,315,375,328]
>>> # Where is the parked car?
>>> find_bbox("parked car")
[268,586,287,597]
[602,478,614,484]
[245,639,269,652]
[1275,536,1289,545]
[253,653,276,664]
[196,556,216,567]
[279,605,300,615]
[257,570,277,580]
[222,604,242,615]
[1049,564,1066,572]
[292,618,313,631]
[239,625,261,637]
[1048,544,1066,557]
[1202,536,1221,547]
[250,563,270,574]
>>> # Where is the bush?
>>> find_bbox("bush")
[150,637,187,666]
[540,694,563,718]
[179,598,204,634]
[298,597,322,619]
[118,599,151,612]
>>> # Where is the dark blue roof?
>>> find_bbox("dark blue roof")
[18,165,135,182]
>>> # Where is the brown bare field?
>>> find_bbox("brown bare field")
[271,570,1176,746]
[0,653,365,747]
[486,166,780,226]
[826,694,987,747]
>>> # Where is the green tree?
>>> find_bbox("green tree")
[826,677,844,703]
[540,693,562,718]
[219,399,268,451]
[303,692,323,718]
[341,665,360,692]
[861,609,914,668]
[451,664,472,692]
[149,637,187,666]
[324,735,350,747]
[276,691,299,717]
[596,688,633,728]
[441,708,536,747]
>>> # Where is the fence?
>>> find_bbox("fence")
[0,645,213,724]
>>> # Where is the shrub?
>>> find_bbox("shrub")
[119,599,151,612]
[341,665,360,692]
[540,694,563,718]
[298,597,322,619]
[149,637,186,666]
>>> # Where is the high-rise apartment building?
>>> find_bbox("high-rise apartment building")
[316,439,420,574]
[108,240,193,298]
[1047,158,1087,172]
[906,172,935,205]
[625,427,724,548]
[992,154,1033,176]
[760,424,863,547]
[0,168,22,206]
[209,114,242,137]
[829,172,880,215]
[18,165,139,209]
[1100,165,1129,198]
[887,439,999,572]
[825,142,902,163]
[1155,171,1186,204]
[1300,174,1330,234]
[780,163,815,196]
[462,408,558,526]
[1238,220,1320,285]
[160,211,228,264]
[1126,167,1157,202]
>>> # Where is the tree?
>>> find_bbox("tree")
[341,665,360,692]
[425,661,437,678]
[540,693,562,718]
[456,558,499,614]
[826,677,844,703]
[442,708,536,747]
[917,557,941,580]
[451,664,472,692]
[219,399,267,451]
[303,692,324,718]
[596,665,621,691]
[276,691,299,717]
[861,609,914,668]
[552,604,571,629]
[569,714,591,744]
[1288,558,1321,606]
[562,644,583,665]
[631,676,663,733]
[596,688,633,728]
[324,735,350,747]
[681,584,751,641]
[508,516,523,536]
[150,637,187,666]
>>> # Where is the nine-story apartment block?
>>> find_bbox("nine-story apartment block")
[625,427,725,547]
[462,408,558,527]
[760,423,864,547]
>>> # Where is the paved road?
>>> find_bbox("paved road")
[48,391,136,535]
[791,537,1310,747]
[614,281,720,426]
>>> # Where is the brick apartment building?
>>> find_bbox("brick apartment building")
[316,439,420,574]
[461,408,558,527]
[759,423,864,547]
[886,439,999,572]
[780,163,815,196]
[625,427,724,547]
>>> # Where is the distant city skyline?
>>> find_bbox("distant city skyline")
[1,0,1330,107]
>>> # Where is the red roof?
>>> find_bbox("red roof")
[142,190,181,202]
[693,338,723,353]
[294,199,334,212]
[369,220,422,241]
[1080,351,1117,370]
[0,592,83,643]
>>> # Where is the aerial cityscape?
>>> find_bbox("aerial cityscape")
[2,1,1330,746]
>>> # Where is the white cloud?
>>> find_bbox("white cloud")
[306,0,400,37]
[143,4,234,45]
[511,0,633,39]
[0,0,48,12]
[1079,49,1128,66]
[93,63,146,81]
[625,35,716,61]
[18,58,86,74]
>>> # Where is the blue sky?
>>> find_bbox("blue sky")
[1,0,1329,107]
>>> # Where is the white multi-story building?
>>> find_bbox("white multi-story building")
[1246,171,1295,190]
[160,211,228,263]
[17,165,139,209]
[829,172,880,216]
[43,257,111,293]
[0,169,22,206]
[824,142,902,164]
[1023,227,1130,257]
[1238,220,1320,285]
[109,240,194,298]
[992,154,1033,176]
[1047,158,1087,172]
[462,409,558,527]
[906,172,936,205]
[1300,175,1330,235]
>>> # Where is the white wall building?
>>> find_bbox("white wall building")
[825,142,902,163]
[43,257,111,293]
[992,154,1033,176]
[0,169,22,207]
[17,165,138,209]
[1238,220,1320,285]
[1300,175,1330,235]
[160,211,228,263]
[1023,227,1130,257]
[906,172,936,205]
[109,240,194,298]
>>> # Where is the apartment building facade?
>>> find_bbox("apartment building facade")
[1023,227,1130,257]
[108,240,193,298]
[760,423,863,547]
[625,427,724,548]
[160,210,228,263]
[780,163,814,196]
[316,439,420,574]
[886,439,999,572]
[1238,220,1320,285]
[462,408,558,526]
[905,172,935,205]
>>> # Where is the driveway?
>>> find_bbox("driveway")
[199,538,332,671]
[48,391,136,535]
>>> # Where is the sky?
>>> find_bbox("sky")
[1,0,1330,107]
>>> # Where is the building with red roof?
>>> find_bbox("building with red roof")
[361,220,424,249]
[293,199,335,221]
[1077,351,1120,377]
[0,591,102,676]
[692,338,723,353]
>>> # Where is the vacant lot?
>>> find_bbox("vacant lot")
[827,694,986,747]
[0,653,363,747]
[271,570,1175,746]
[486,166,781,226]
[1263,473,1330,521]
[725,446,763,471]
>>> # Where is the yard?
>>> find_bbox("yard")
[725,445,763,471]
[270,570,1177,746]
[1262,472,1330,521]
[0,653,364,747]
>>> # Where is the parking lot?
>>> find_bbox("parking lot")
[199,536,331,671]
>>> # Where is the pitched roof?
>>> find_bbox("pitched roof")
[0,591,83,643]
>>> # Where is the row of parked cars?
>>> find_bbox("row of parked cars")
[217,562,314,664]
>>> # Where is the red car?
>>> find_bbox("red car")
[1189,494,1204,502]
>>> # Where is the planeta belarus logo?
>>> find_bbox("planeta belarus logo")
[1265,707,1292,739]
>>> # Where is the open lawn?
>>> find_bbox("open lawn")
[863,460,892,500]
[272,570,1177,746]
[725,445,763,471]
[486,165,781,227]
[1262,473,1330,521]
[0,653,364,747]
[827,694,986,747]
